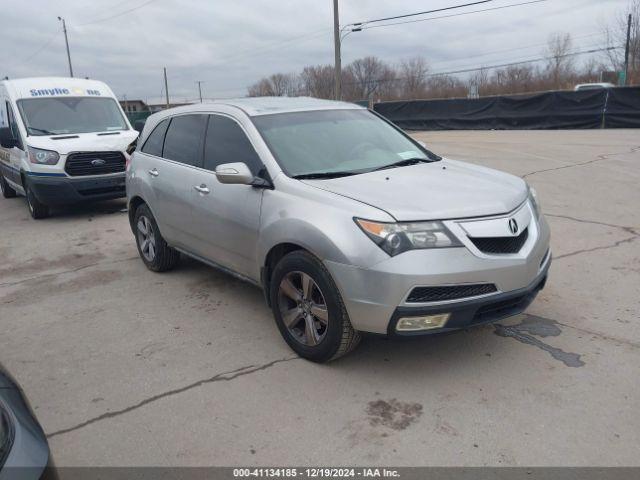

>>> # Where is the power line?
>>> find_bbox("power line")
[346,0,494,28]
[429,32,606,68]
[6,32,59,69]
[362,0,549,31]
[76,0,161,26]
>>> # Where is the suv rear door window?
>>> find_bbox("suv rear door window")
[141,118,169,157]
[162,114,207,167]
[203,115,261,174]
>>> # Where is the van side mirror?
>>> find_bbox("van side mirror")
[215,162,254,185]
[0,128,18,149]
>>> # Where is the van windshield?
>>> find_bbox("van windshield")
[251,109,439,178]
[17,97,128,136]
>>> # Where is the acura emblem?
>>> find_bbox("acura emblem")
[91,159,106,166]
[508,218,519,235]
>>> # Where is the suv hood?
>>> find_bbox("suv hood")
[302,159,527,221]
[26,130,139,155]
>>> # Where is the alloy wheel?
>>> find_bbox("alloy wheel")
[277,271,329,346]
[137,215,157,262]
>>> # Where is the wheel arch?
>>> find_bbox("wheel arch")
[128,195,147,230]
[261,243,308,307]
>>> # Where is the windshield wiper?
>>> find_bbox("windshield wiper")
[293,171,359,180]
[28,127,57,135]
[373,157,433,172]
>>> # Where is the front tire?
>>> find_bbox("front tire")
[24,179,50,219]
[133,204,180,272]
[270,250,361,362]
[0,174,17,198]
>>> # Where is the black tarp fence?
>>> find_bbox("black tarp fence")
[373,87,640,130]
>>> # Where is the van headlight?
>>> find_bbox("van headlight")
[355,218,462,256]
[528,185,541,218]
[28,146,59,165]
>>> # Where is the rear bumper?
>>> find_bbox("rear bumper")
[27,173,126,206]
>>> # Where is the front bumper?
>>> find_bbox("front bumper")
[388,258,549,336]
[26,173,126,206]
[325,214,551,335]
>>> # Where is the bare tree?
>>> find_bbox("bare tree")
[398,57,430,99]
[604,0,640,84]
[343,56,396,101]
[427,75,466,99]
[544,33,575,89]
[300,65,335,99]
[248,73,299,97]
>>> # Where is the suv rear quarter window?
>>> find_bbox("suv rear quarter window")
[162,114,207,167]
[141,118,169,157]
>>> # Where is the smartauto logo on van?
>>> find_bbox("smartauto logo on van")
[29,87,101,96]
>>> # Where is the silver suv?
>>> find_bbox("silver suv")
[127,97,551,362]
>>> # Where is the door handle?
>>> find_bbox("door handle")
[194,184,210,194]
[148,168,159,177]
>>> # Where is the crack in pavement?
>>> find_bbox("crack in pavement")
[543,212,640,262]
[521,145,640,179]
[0,256,139,288]
[45,356,299,440]
[545,213,638,236]
[554,235,639,261]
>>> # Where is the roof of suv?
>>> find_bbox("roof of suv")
[168,96,365,117]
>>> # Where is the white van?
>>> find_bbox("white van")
[0,77,138,218]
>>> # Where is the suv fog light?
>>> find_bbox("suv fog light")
[396,314,450,332]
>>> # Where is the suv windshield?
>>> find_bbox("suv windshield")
[17,97,128,136]
[252,109,439,178]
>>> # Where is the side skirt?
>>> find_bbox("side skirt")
[173,246,263,289]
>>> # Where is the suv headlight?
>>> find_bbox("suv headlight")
[355,218,462,256]
[528,185,541,218]
[28,146,59,165]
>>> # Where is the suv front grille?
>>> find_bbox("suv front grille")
[406,284,498,303]
[65,151,125,176]
[469,228,529,254]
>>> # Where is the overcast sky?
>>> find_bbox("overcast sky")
[0,0,629,104]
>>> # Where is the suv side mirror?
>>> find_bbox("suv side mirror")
[215,162,254,185]
[0,128,18,149]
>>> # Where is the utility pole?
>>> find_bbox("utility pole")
[58,17,74,77]
[196,81,204,103]
[623,13,632,86]
[163,67,170,109]
[333,0,342,100]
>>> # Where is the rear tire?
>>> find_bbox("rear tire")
[133,204,180,272]
[24,179,50,219]
[269,250,361,362]
[0,174,17,198]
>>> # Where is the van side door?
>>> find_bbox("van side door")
[0,101,25,188]
[186,114,265,280]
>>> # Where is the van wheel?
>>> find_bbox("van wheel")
[270,250,361,363]
[133,204,180,272]
[0,174,17,198]
[24,181,50,219]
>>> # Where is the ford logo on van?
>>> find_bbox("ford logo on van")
[91,159,106,166]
